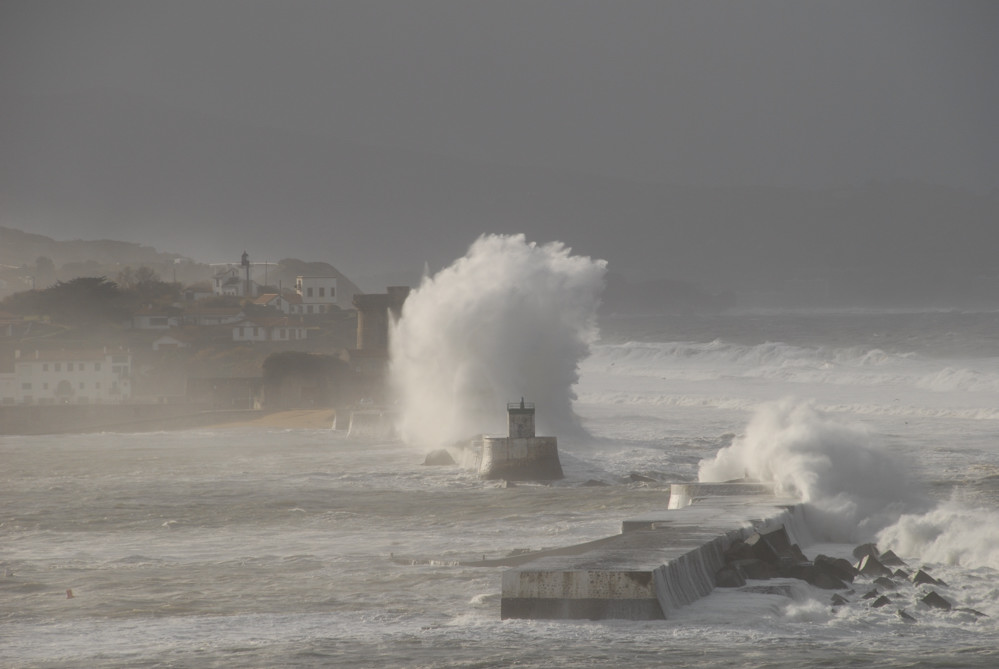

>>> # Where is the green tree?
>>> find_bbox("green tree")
[1,276,129,326]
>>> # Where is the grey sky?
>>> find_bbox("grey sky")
[1,1,997,296]
[4,0,995,189]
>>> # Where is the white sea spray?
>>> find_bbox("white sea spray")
[698,398,921,541]
[389,233,606,449]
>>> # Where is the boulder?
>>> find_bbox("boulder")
[912,569,941,587]
[724,539,756,563]
[856,554,892,578]
[831,593,850,607]
[862,588,880,600]
[878,550,907,567]
[893,568,910,580]
[745,532,780,563]
[423,449,456,466]
[759,526,797,559]
[873,576,897,590]
[920,590,952,611]
[814,555,857,583]
[732,558,778,580]
[784,563,847,590]
[853,543,879,561]
[715,566,747,588]
[872,595,892,608]
[790,544,809,563]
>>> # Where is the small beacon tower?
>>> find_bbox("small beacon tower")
[478,399,563,481]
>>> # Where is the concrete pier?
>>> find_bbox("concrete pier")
[500,483,802,620]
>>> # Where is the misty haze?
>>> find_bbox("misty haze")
[2,2,999,667]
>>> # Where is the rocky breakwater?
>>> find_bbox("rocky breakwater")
[715,536,989,623]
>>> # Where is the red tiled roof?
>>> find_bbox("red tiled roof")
[252,293,281,305]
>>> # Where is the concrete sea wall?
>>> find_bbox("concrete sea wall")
[500,483,804,620]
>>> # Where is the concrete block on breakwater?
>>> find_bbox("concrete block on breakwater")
[500,483,803,620]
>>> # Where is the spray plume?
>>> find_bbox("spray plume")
[390,234,606,449]
[699,398,922,541]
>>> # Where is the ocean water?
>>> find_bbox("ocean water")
[3,308,999,668]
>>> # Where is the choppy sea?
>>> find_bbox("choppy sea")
[3,308,999,667]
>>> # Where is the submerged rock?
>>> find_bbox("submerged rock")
[912,569,941,587]
[920,590,952,611]
[423,449,456,466]
[831,593,850,607]
[897,609,917,623]
[872,595,892,608]
[741,584,794,597]
[955,607,988,618]
[873,576,897,590]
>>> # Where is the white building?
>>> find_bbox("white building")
[131,306,181,330]
[212,266,259,298]
[0,349,132,405]
[295,276,338,314]
[232,317,307,343]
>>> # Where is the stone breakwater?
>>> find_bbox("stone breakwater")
[492,482,992,622]
[500,483,804,620]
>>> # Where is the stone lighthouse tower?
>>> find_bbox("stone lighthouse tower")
[478,399,563,481]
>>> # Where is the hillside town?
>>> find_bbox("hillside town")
[0,246,408,431]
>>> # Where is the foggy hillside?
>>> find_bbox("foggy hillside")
[2,90,997,304]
